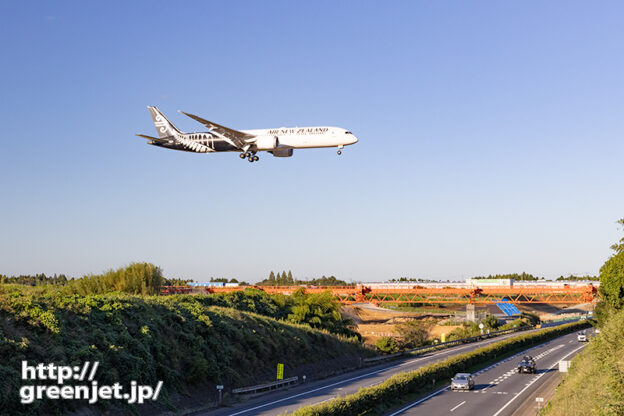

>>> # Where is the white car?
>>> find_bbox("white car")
[577,331,587,342]
[450,373,475,391]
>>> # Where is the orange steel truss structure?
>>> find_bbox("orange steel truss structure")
[160,284,598,304]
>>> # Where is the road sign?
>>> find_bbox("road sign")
[216,385,224,390]
[559,360,571,372]
[441,333,446,343]
[479,323,484,329]
[277,363,284,380]
[536,397,544,402]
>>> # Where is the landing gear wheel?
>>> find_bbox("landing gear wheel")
[337,150,342,155]
[240,153,246,159]
[253,156,259,161]
[248,156,254,162]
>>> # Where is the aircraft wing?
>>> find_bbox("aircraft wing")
[179,111,255,149]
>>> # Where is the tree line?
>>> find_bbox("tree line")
[0,273,70,286]
[472,272,543,281]
[388,277,444,283]
[555,274,599,281]
[256,270,348,286]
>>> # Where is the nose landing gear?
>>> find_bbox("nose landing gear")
[337,145,344,155]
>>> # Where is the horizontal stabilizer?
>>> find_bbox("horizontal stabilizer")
[135,134,171,144]
[136,134,159,140]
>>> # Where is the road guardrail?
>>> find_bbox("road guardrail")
[363,325,532,363]
[232,376,299,394]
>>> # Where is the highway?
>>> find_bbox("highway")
[200,329,541,416]
[386,331,588,416]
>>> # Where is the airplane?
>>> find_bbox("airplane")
[136,106,358,163]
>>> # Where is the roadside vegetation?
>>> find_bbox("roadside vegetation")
[0,265,368,415]
[541,219,624,416]
[291,320,589,416]
[374,312,538,354]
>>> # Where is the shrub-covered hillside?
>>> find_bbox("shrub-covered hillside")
[0,286,371,415]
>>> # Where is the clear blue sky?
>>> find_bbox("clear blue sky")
[1,1,622,282]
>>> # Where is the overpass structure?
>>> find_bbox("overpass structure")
[160,283,598,305]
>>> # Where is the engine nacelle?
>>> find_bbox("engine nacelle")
[271,148,294,157]
[255,135,278,151]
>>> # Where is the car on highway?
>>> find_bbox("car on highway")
[450,373,474,391]
[577,331,587,342]
[517,355,536,374]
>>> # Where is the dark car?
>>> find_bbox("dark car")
[517,355,536,374]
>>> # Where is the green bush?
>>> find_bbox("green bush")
[63,263,164,296]
[482,314,501,330]
[521,312,541,326]
[394,320,432,348]
[376,336,399,354]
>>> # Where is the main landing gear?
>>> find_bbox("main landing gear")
[240,152,259,163]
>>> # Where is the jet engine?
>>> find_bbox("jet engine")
[270,148,294,157]
[254,135,278,151]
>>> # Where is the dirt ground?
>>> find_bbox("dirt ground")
[342,304,460,345]
[342,302,594,346]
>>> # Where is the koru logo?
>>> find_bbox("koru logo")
[154,115,168,134]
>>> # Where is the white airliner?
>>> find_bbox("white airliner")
[137,107,358,162]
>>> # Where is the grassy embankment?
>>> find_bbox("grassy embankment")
[0,282,372,415]
[540,309,624,416]
[290,320,590,416]
[541,218,624,415]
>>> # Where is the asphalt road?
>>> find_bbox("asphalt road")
[200,329,540,416]
[386,331,588,416]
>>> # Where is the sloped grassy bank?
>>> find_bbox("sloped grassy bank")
[0,287,371,415]
[540,309,624,416]
[290,320,590,416]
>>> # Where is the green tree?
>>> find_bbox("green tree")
[64,262,164,295]
[598,219,624,316]
[482,314,501,330]
[610,218,624,253]
[286,289,357,337]
[375,336,399,354]
[395,320,432,348]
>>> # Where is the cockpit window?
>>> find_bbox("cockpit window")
[345,131,353,134]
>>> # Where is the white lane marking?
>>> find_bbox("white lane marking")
[310,397,334,406]
[226,332,525,415]
[491,344,586,416]
[388,335,578,415]
[387,387,449,416]
[450,400,466,412]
